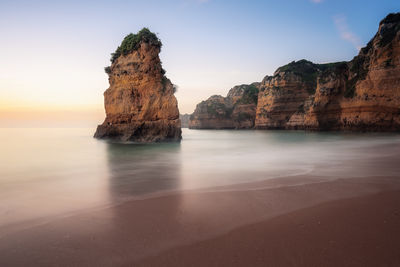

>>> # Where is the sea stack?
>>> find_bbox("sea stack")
[94,28,181,142]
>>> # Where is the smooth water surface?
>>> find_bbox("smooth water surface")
[1,128,400,233]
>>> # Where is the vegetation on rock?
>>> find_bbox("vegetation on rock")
[206,101,233,119]
[276,60,347,94]
[110,28,162,63]
[236,84,259,105]
[379,21,400,47]
[380,12,400,25]
[95,27,181,142]
[104,66,112,74]
[192,12,400,131]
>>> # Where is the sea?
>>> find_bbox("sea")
[1,127,400,235]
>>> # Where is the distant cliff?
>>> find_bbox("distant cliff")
[179,114,191,128]
[94,28,181,142]
[191,12,400,131]
[255,60,345,129]
[189,84,259,129]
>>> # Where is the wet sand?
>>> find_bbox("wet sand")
[1,175,400,266]
[135,190,400,267]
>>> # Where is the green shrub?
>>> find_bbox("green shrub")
[236,84,259,105]
[277,60,323,92]
[206,102,233,118]
[110,28,162,63]
[377,13,400,47]
[380,12,400,25]
[277,60,349,95]
[379,23,400,47]
[104,66,111,74]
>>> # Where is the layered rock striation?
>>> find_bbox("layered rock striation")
[255,60,347,129]
[189,84,259,129]
[303,13,400,131]
[94,28,181,142]
[191,13,400,131]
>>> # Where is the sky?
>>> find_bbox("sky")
[0,0,398,127]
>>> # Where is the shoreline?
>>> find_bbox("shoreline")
[0,173,389,239]
[0,175,399,266]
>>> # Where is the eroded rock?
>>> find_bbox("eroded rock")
[94,28,181,142]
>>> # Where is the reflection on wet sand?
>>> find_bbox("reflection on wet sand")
[105,141,187,261]
[105,142,182,198]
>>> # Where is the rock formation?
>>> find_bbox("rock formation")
[255,60,346,129]
[257,12,400,131]
[303,13,400,131]
[179,114,191,128]
[191,12,400,131]
[189,84,259,129]
[94,28,181,142]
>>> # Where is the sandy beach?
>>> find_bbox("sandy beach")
[135,189,400,267]
[1,174,399,267]
[1,2,400,266]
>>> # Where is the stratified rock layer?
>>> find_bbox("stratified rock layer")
[190,13,400,131]
[256,13,400,131]
[306,14,400,131]
[94,35,181,142]
[189,84,259,129]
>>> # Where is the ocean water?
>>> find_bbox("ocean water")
[1,127,400,234]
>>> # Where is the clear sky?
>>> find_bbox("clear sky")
[0,0,398,127]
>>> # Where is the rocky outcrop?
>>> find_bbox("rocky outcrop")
[94,28,181,142]
[179,114,191,128]
[255,12,400,131]
[256,60,323,129]
[303,13,400,131]
[255,61,347,129]
[189,84,259,129]
[191,13,400,132]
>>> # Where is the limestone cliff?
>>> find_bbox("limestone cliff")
[303,13,400,131]
[191,13,399,131]
[94,28,181,142]
[179,114,191,128]
[255,12,400,131]
[189,84,259,129]
[255,60,332,129]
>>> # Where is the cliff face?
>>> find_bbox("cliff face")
[255,61,326,129]
[189,84,259,129]
[190,13,399,131]
[94,29,181,142]
[255,12,400,131]
[304,13,400,131]
[179,114,191,128]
